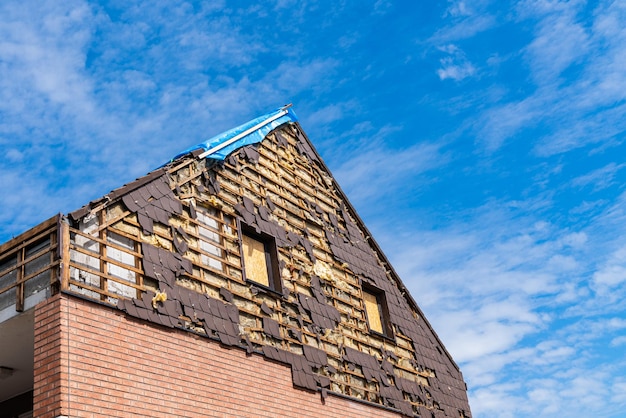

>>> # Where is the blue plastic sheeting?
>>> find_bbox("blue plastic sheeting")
[172,106,298,161]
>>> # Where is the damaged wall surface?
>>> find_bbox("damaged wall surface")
[1,112,472,418]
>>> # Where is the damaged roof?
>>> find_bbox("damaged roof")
[52,106,471,417]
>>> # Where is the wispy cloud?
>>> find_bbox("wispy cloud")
[437,49,476,81]
[361,183,626,416]
[332,130,449,205]
[445,0,472,18]
[0,0,344,239]
[520,0,590,85]
[592,245,626,290]
[431,0,498,43]
[455,1,626,154]
[571,163,626,191]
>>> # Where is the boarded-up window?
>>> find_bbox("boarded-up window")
[363,286,392,337]
[242,234,270,287]
[240,223,281,293]
[363,290,384,334]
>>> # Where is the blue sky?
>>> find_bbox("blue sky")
[1,1,625,416]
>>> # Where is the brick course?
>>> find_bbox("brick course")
[33,294,402,417]
[33,294,68,418]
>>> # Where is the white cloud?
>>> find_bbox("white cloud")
[470,382,524,418]
[445,0,472,17]
[437,44,477,81]
[303,100,359,128]
[522,3,590,85]
[0,1,95,110]
[465,1,626,154]
[359,182,626,416]
[0,0,349,241]
[610,336,626,347]
[612,379,626,403]
[570,200,609,216]
[373,0,392,15]
[476,96,540,151]
[436,301,540,363]
[559,231,588,248]
[433,0,498,43]
[332,134,448,205]
[593,246,626,288]
[263,58,340,97]
[571,163,626,192]
[438,59,476,81]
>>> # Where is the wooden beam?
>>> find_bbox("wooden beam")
[15,248,24,312]
[0,215,59,256]
[59,220,71,291]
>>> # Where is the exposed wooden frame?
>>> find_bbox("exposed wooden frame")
[0,215,60,312]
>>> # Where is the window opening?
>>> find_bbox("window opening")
[240,223,281,293]
[197,207,224,272]
[106,231,138,299]
[362,286,392,337]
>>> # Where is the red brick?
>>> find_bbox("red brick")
[33,294,403,417]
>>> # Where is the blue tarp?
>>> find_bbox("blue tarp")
[172,106,298,162]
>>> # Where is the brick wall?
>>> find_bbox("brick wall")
[33,294,403,417]
[33,295,68,417]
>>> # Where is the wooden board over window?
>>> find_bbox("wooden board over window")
[242,234,270,287]
[363,289,384,334]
